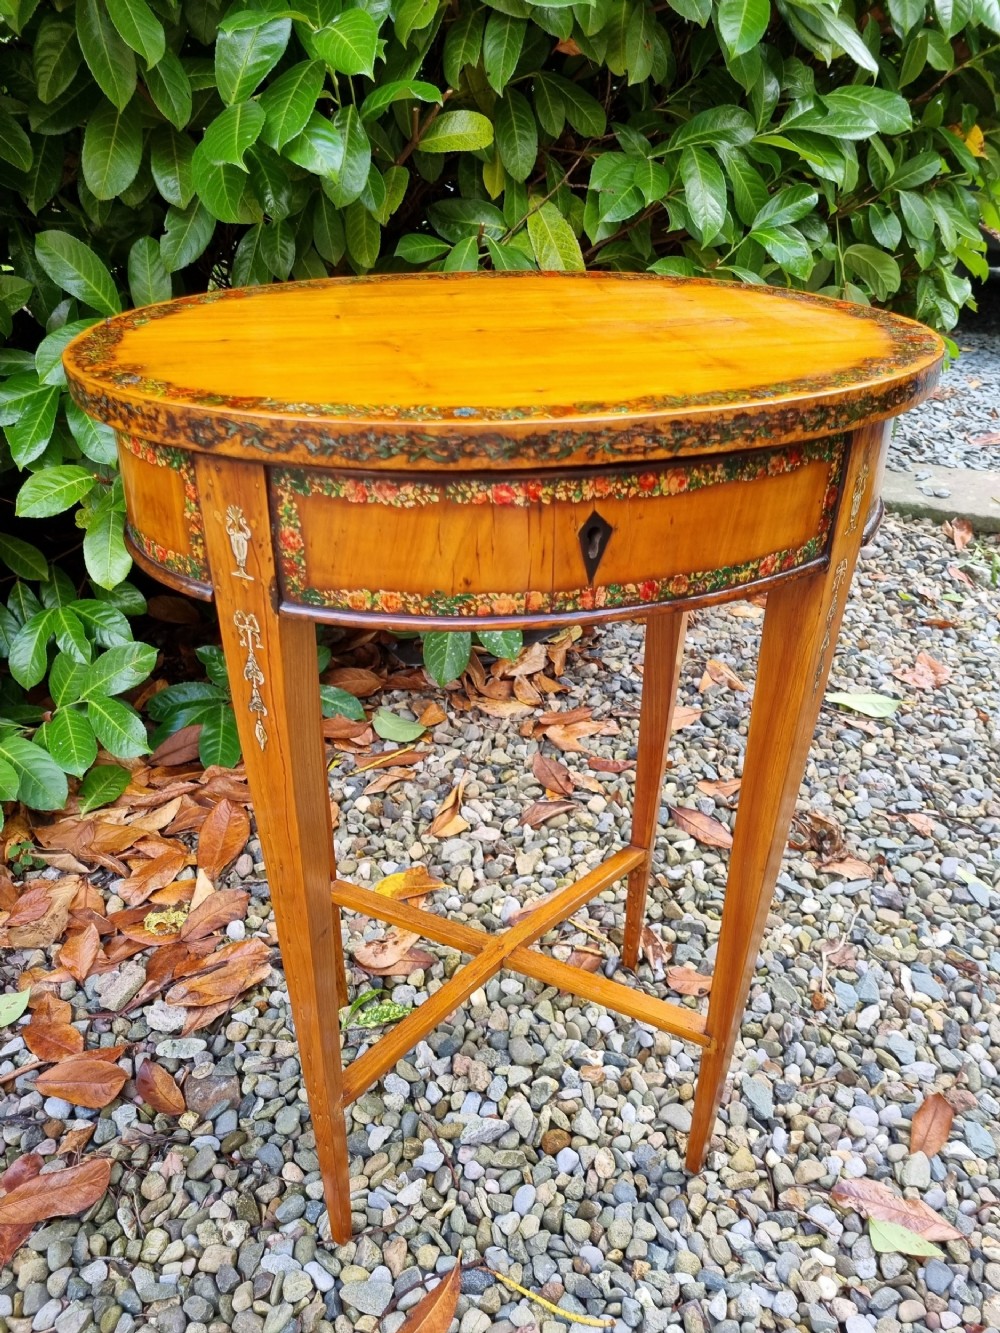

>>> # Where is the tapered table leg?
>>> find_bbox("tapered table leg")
[195,455,355,1243]
[623,612,687,970]
[686,423,884,1167]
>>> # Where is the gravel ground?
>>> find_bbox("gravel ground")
[2,510,999,1333]
[890,281,1000,475]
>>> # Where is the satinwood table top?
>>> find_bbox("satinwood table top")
[64,273,944,472]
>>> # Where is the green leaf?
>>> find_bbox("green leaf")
[526,199,584,270]
[422,630,472,685]
[753,184,818,228]
[150,127,195,206]
[35,231,121,316]
[80,642,157,700]
[82,100,142,200]
[0,111,32,172]
[145,50,193,129]
[50,607,91,664]
[76,0,136,110]
[16,465,96,519]
[192,146,259,222]
[888,0,926,30]
[49,652,89,706]
[477,629,523,659]
[215,18,291,104]
[259,59,325,149]
[160,200,215,272]
[83,506,132,588]
[395,0,438,46]
[826,690,902,718]
[36,320,97,386]
[625,3,656,83]
[0,989,30,1028]
[146,681,227,721]
[198,702,242,767]
[322,106,370,206]
[78,762,131,812]
[823,87,912,135]
[888,152,942,190]
[0,534,48,581]
[67,398,118,465]
[495,89,537,182]
[843,243,901,300]
[105,0,165,66]
[4,383,60,467]
[46,708,98,777]
[313,10,380,77]
[360,79,442,122]
[202,100,266,167]
[285,110,344,177]
[128,236,172,308]
[72,600,132,648]
[679,145,727,245]
[371,707,427,742]
[443,6,484,85]
[0,734,68,810]
[750,223,814,278]
[344,200,380,268]
[868,1220,944,1258]
[419,110,494,153]
[34,18,82,104]
[443,237,479,270]
[717,0,769,55]
[396,234,450,262]
[669,105,755,150]
[87,693,150,757]
[8,611,53,689]
[319,685,366,720]
[485,237,535,270]
[549,75,606,137]
[484,12,525,93]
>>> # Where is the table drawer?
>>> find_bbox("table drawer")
[271,437,845,622]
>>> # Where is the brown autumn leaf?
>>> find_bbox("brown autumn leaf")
[117,848,189,906]
[553,34,583,54]
[506,641,547,677]
[474,697,533,719]
[821,856,874,880]
[28,992,71,1024]
[521,800,578,829]
[830,1178,961,1240]
[893,651,953,691]
[666,966,714,997]
[910,1093,954,1158]
[942,517,973,551]
[0,1157,111,1228]
[197,799,251,880]
[512,675,542,707]
[531,753,574,797]
[375,866,445,902]
[5,886,51,928]
[151,724,203,766]
[670,706,702,731]
[429,780,469,838]
[57,1124,95,1156]
[696,777,743,801]
[164,939,272,1008]
[365,766,417,794]
[23,1019,84,1063]
[354,748,426,773]
[179,889,250,942]
[1,1153,44,1191]
[565,949,602,973]
[698,658,747,692]
[543,720,604,753]
[58,924,102,985]
[136,1060,185,1116]
[326,667,383,696]
[669,806,733,849]
[639,925,670,974]
[588,757,634,774]
[36,1056,128,1109]
[419,701,447,727]
[394,1259,461,1333]
[353,929,435,976]
[1,880,80,950]
[903,812,936,837]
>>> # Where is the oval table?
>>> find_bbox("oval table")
[64,273,943,1243]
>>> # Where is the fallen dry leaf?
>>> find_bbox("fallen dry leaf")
[521,800,578,829]
[353,929,435,976]
[196,799,250,880]
[0,1156,110,1228]
[180,889,249,942]
[428,780,469,838]
[23,1019,84,1063]
[830,1177,961,1241]
[117,848,189,906]
[910,1092,954,1159]
[565,949,602,973]
[639,925,670,974]
[903,812,936,837]
[164,939,272,1008]
[0,880,79,949]
[669,806,733,849]
[189,867,215,912]
[666,966,713,997]
[670,706,702,731]
[57,1124,95,1156]
[354,748,425,773]
[365,766,416,794]
[395,1259,461,1333]
[893,651,952,691]
[942,517,973,551]
[696,777,742,801]
[57,924,101,985]
[968,430,1000,447]
[136,1060,185,1116]
[505,641,547,677]
[36,1056,128,1109]
[698,658,747,692]
[543,720,604,753]
[588,757,634,774]
[150,724,203,766]
[418,701,447,727]
[531,754,574,797]
[375,866,445,902]
[474,698,534,719]
[821,856,874,880]
[326,666,383,696]
[1,1153,43,1191]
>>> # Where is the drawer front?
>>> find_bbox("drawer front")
[118,434,211,590]
[272,437,845,620]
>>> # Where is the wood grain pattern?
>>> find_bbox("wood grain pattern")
[63,274,943,469]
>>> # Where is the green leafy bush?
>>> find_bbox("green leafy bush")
[1,0,999,814]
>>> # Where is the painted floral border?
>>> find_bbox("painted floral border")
[274,438,843,617]
[117,433,209,583]
[64,274,943,469]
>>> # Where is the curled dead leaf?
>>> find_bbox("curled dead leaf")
[670,706,702,732]
[666,966,713,997]
[23,1019,85,1063]
[393,1259,461,1333]
[57,924,101,985]
[910,1092,954,1159]
[531,753,574,797]
[668,806,733,849]
[429,780,469,838]
[638,925,670,975]
[521,800,577,829]
[196,799,251,880]
[893,651,952,691]
[0,1157,111,1228]
[164,939,272,1008]
[353,929,435,976]
[698,658,747,692]
[179,889,250,942]
[830,1177,961,1241]
[820,856,873,880]
[36,1056,128,1109]
[942,516,973,551]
